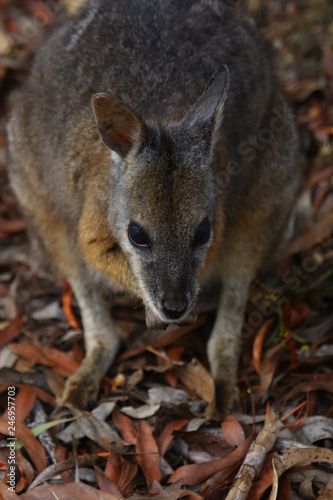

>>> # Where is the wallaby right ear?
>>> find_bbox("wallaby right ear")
[184,65,230,146]
[92,94,142,157]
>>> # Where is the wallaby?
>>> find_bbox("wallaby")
[7,0,304,414]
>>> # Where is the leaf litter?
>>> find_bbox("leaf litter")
[0,0,333,498]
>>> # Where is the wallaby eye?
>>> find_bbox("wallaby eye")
[194,217,211,246]
[128,221,150,248]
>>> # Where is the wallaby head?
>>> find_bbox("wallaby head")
[92,66,229,329]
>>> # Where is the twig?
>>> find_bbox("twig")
[225,408,283,500]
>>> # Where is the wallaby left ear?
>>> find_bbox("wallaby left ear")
[92,93,143,158]
[184,65,230,142]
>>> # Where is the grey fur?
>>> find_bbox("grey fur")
[7,0,305,413]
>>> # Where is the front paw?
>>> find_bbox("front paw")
[214,379,240,418]
[57,371,100,411]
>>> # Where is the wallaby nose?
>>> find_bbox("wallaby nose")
[162,297,188,320]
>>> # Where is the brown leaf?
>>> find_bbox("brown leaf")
[104,450,122,486]
[136,420,162,494]
[8,341,80,376]
[116,315,207,362]
[62,282,81,330]
[221,414,245,447]
[112,407,137,445]
[247,454,275,500]
[270,447,333,500]
[0,317,24,349]
[0,448,34,491]
[20,482,119,499]
[252,319,273,377]
[117,457,138,494]
[175,430,234,462]
[175,358,215,404]
[2,386,36,423]
[0,483,19,498]
[0,219,26,234]
[157,419,189,457]
[0,419,47,473]
[168,434,254,485]
[95,466,123,499]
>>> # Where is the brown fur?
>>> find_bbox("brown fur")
[7,0,305,414]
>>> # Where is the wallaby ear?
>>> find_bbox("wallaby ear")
[92,93,142,157]
[184,65,230,142]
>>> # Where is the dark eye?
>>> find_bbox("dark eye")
[194,217,211,246]
[128,221,150,248]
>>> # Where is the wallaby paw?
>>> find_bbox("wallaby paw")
[214,379,240,419]
[57,372,100,411]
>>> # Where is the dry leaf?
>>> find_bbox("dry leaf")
[136,420,162,494]
[222,414,245,447]
[175,358,215,404]
[270,447,333,500]
[168,434,254,485]
[0,419,47,473]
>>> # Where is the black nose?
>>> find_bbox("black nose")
[162,297,188,320]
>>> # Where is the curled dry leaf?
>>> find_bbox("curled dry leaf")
[270,446,333,500]
[62,282,81,330]
[120,404,160,419]
[252,319,273,377]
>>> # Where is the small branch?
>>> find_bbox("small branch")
[226,409,282,500]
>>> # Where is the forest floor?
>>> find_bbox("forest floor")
[0,1,332,498]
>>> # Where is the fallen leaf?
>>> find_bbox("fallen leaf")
[28,454,100,489]
[2,386,36,423]
[252,319,274,376]
[112,407,137,445]
[175,358,215,404]
[120,404,160,419]
[117,457,138,494]
[270,447,333,500]
[222,414,245,447]
[0,219,26,234]
[168,434,254,485]
[136,420,162,494]
[0,419,47,473]
[62,282,81,330]
[21,482,119,499]
[95,466,123,499]
[157,419,189,457]
[8,341,80,376]
[0,317,24,349]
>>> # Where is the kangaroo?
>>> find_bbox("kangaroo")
[6,0,304,414]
